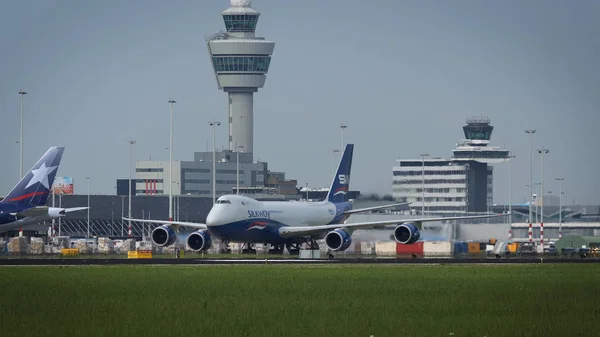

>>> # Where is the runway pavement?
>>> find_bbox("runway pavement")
[1,257,599,265]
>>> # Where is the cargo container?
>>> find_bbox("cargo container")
[453,241,468,255]
[396,242,424,257]
[423,241,452,257]
[468,242,481,254]
[361,242,376,255]
[375,242,397,256]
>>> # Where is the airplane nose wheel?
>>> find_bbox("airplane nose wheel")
[219,239,232,254]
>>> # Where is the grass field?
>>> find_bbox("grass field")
[0,264,599,337]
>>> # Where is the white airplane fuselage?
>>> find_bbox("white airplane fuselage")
[204,195,351,244]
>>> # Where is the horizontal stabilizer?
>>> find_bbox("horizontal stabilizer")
[13,206,50,218]
[64,207,89,213]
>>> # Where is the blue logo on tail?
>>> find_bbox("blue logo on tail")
[326,144,353,203]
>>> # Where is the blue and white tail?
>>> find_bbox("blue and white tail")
[1,147,65,207]
[326,144,354,203]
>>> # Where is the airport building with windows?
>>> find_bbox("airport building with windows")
[393,117,508,214]
[134,150,267,197]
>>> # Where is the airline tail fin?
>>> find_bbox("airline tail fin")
[1,147,65,207]
[326,144,354,203]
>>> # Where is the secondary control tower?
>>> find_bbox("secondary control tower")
[206,0,275,156]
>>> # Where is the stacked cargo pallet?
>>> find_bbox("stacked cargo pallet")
[375,242,397,257]
[423,242,452,257]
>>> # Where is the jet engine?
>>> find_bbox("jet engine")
[186,230,213,252]
[325,229,352,251]
[151,225,177,247]
[393,223,421,244]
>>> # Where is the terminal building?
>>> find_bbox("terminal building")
[392,117,509,214]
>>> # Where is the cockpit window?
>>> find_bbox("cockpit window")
[216,200,231,204]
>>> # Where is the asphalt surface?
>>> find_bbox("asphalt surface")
[1,257,599,265]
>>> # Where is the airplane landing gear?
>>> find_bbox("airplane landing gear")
[241,242,257,254]
[286,243,301,255]
[305,237,320,250]
[219,239,232,254]
[268,244,284,255]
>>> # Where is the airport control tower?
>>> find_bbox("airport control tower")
[206,0,275,156]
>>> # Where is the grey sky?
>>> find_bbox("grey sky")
[1,0,599,205]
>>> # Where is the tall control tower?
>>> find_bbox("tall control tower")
[206,0,275,156]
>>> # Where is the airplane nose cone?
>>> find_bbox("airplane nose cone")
[206,210,217,227]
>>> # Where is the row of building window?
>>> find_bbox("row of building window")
[212,56,271,73]
[136,168,163,173]
[394,188,466,194]
[185,179,210,184]
[411,197,466,202]
[184,190,210,194]
[182,168,248,174]
[183,168,210,173]
[223,14,258,32]
[216,180,243,184]
[136,179,164,183]
[184,190,234,195]
[135,190,164,194]
[393,170,466,176]
[393,179,467,185]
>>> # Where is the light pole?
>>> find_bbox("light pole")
[420,153,429,215]
[209,120,221,204]
[305,183,309,200]
[86,177,91,238]
[120,196,125,237]
[330,149,340,176]
[555,177,564,240]
[534,182,540,223]
[18,89,27,237]
[168,98,176,221]
[126,138,136,237]
[236,144,244,195]
[340,123,347,152]
[525,129,536,242]
[18,89,27,179]
[58,194,62,236]
[507,154,516,238]
[538,147,549,245]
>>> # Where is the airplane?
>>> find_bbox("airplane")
[0,146,88,234]
[124,144,506,255]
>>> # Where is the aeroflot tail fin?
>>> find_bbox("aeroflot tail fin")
[326,144,353,203]
[1,147,65,207]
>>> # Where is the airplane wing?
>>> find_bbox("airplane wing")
[343,202,411,215]
[279,213,507,238]
[122,217,208,230]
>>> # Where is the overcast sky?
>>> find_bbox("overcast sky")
[1,0,598,205]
